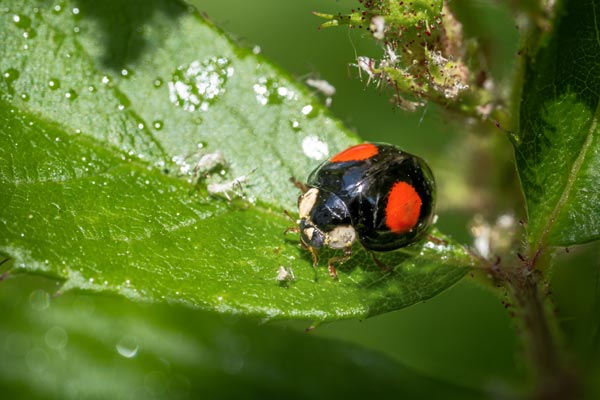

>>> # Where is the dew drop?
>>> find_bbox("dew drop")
[153,77,163,88]
[12,14,31,29]
[3,68,19,84]
[52,4,63,14]
[168,56,234,112]
[48,78,60,90]
[29,289,50,311]
[45,326,68,349]
[87,84,96,93]
[152,120,163,130]
[253,76,297,106]
[116,336,139,358]
[26,348,50,373]
[64,89,77,100]
[22,29,37,39]
[20,93,29,101]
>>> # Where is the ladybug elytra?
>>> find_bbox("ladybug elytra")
[290,142,436,278]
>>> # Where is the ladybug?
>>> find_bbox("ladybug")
[290,142,435,278]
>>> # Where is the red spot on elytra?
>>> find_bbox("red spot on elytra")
[330,143,378,162]
[385,181,422,233]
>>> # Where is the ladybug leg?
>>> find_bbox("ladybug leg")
[368,251,392,274]
[327,247,353,279]
[427,234,448,246]
[289,177,309,193]
[309,246,320,267]
[283,225,299,235]
[327,263,339,280]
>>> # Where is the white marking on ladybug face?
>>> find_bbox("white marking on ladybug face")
[326,225,356,250]
[298,188,319,219]
[303,226,315,241]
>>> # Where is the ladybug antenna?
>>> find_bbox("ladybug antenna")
[289,177,309,193]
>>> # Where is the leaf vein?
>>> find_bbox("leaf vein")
[535,100,600,251]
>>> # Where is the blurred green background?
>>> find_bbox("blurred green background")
[2,0,598,398]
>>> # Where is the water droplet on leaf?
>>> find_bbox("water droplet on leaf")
[253,76,297,105]
[48,78,60,90]
[116,336,139,358]
[45,326,68,349]
[168,56,234,112]
[29,289,50,310]
[12,14,31,29]
[26,348,50,373]
[64,89,77,100]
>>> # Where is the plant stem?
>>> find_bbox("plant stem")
[501,257,579,400]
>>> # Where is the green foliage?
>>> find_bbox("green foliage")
[0,0,473,322]
[314,0,441,30]
[1,0,599,398]
[314,0,491,115]
[516,0,600,248]
[0,276,481,399]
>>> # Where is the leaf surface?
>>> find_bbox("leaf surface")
[516,0,600,248]
[0,0,472,321]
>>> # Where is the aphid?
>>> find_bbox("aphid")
[207,169,255,201]
[192,151,227,180]
[276,266,295,283]
[305,78,336,107]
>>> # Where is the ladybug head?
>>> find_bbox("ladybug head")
[297,188,356,251]
[298,219,325,249]
[297,188,326,250]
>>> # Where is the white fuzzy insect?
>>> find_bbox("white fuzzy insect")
[306,78,336,107]
[356,56,377,85]
[192,151,226,179]
[276,266,295,283]
[207,169,255,201]
[370,16,385,40]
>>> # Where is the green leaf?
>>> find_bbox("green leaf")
[0,276,481,399]
[515,0,600,248]
[0,0,473,322]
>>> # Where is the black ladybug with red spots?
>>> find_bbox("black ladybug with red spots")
[289,142,436,278]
